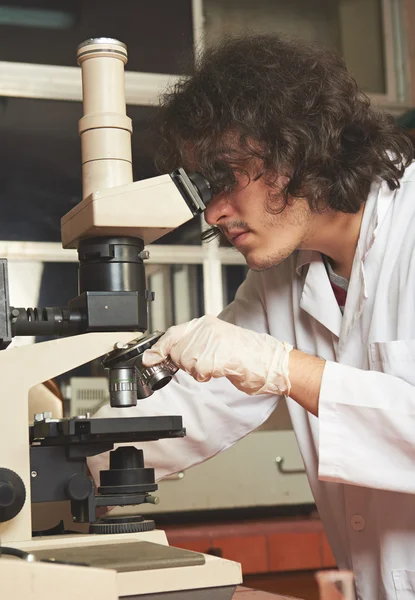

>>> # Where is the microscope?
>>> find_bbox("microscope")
[0,38,242,599]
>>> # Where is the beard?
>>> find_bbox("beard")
[248,253,290,272]
[244,239,301,271]
[247,202,311,271]
[217,196,312,271]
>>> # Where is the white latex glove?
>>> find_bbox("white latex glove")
[142,315,293,396]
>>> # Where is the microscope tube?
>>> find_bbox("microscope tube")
[77,38,133,200]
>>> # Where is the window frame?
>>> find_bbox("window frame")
[367,0,409,110]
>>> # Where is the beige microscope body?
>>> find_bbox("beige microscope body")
[61,39,196,248]
[0,38,242,599]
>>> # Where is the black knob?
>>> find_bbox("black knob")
[0,481,15,506]
[0,468,26,522]
[66,473,93,502]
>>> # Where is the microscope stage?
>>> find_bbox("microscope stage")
[30,415,186,446]
[30,540,205,572]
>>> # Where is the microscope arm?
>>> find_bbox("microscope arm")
[0,331,139,544]
[5,331,139,390]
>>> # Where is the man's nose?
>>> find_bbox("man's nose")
[204,194,234,225]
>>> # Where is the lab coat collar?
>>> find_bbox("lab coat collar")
[296,179,392,340]
[337,179,394,351]
[296,178,388,274]
[299,251,343,337]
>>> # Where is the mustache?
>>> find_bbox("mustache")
[218,221,251,236]
[201,221,251,247]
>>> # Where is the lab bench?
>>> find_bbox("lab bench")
[234,587,302,599]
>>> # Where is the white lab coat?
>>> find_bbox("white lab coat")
[90,162,415,600]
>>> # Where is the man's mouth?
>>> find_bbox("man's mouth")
[227,230,251,246]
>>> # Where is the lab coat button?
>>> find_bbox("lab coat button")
[351,515,365,531]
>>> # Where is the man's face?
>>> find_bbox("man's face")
[204,170,315,271]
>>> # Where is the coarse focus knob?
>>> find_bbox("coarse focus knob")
[0,468,26,522]
[90,515,155,535]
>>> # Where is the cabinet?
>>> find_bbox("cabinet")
[164,517,336,575]
[110,428,314,517]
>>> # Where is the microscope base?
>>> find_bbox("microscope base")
[0,558,118,600]
[13,530,242,599]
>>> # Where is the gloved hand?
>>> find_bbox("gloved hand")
[142,315,293,396]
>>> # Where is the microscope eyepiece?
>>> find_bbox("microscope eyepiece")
[78,38,127,51]
[170,168,212,215]
[187,172,212,206]
[77,38,128,63]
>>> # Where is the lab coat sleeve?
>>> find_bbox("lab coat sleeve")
[88,270,279,484]
[318,360,415,493]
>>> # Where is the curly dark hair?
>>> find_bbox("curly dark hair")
[154,34,414,241]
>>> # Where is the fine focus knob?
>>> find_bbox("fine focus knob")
[0,468,26,522]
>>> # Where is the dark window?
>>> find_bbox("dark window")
[0,96,197,243]
[0,0,194,74]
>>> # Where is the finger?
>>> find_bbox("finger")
[142,349,164,367]
[141,323,190,367]
[141,336,173,365]
[194,371,213,383]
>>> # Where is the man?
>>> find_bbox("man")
[90,35,415,599]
